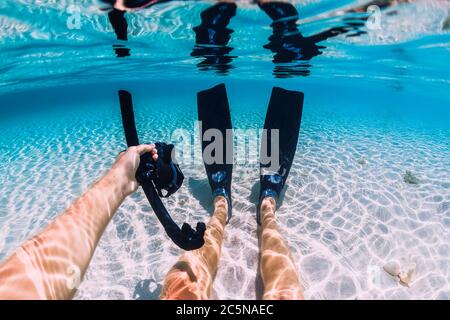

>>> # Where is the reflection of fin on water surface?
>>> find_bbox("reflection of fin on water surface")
[113,44,131,58]
[104,0,171,57]
[258,0,415,78]
[107,8,131,57]
[258,1,364,78]
[104,0,417,68]
[108,8,128,40]
[191,3,237,75]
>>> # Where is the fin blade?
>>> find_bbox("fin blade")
[261,87,304,179]
[197,84,233,176]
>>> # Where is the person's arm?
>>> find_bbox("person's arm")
[0,144,157,300]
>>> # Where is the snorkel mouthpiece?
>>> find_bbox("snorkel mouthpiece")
[136,142,184,198]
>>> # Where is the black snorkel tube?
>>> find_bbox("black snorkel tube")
[118,90,206,251]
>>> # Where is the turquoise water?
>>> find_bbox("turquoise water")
[0,0,450,299]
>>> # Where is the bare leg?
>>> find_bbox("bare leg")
[259,197,303,300]
[160,196,228,300]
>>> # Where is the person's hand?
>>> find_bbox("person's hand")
[110,144,158,196]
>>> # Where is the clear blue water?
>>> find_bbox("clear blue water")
[0,0,449,299]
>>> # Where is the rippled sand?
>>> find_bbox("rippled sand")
[0,80,448,299]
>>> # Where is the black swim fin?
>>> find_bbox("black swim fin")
[257,87,304,224]
[197,84,233,222]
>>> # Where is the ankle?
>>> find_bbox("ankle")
[214,195,227,207]
[261,197,276,210]
[214,196,228,224]
[259,196,277,225]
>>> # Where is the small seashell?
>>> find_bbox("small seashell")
[383,261,401,277]
[399,262,416,287]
